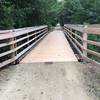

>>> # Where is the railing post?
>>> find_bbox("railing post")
[83,25,88,56]
[10,37,16,64]
[27,33,30,46]
[74,30,77,39]
[70,28,73,36]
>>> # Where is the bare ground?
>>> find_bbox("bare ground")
[0,62,100,100]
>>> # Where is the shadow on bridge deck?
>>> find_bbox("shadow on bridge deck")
[21,28,77,63]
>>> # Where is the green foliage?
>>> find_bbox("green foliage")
[0,0,60,29]
[0,1,14,29]
[88,34,100,62]
[59,0,100,24]
[1,0,100,28]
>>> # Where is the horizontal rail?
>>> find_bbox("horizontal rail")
[64,24,100,65]
[0,33,47,68]
[0,26,48,68]
[0,26,47,40]
[0,28,47,48]
[65,24,100,34]
[0,30,47,57]
[64,32,83,56]
[65,31,100,65]
[64,27,100,47]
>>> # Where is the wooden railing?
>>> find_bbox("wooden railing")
[64,24,100,65]
[0,26,48,68]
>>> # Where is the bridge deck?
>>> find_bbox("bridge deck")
[21,29,77,63]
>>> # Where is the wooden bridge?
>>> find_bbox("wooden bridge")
[0,25,100,66]
[0,25,100,100]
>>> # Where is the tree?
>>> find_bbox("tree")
[0,0,59,29]
[0,1,14,29]
[59,0,100,24]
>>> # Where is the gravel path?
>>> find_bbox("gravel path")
[0,62,99,100]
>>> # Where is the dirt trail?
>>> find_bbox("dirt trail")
[0,62,99,100]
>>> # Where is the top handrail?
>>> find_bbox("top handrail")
[65,24,100,34]
[0,26,47,40]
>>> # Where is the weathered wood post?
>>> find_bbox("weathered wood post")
[27,32,30,46]
[10,29,17,64]
[70,28,73,36]
[83,25,88,56]
[75,30,77,39]
[10,37,16,64]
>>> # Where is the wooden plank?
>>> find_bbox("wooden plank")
[0,32,14,40]
[13,26,47,37]
[65,24,100,34]
[64,27,83,41]
[0,28,47,48]
[0,33,48,68]
[64,31,83,56]
[83,29,87,56]
[10,38,16,64]
[83,48,100,58]
[64,28,100,58]
[0,26,47,40]
[0,30,12,34]
[0,30,47,57]
[64,29,83,49]
[85,28,100,34]
[64,25,84,33]
[83,55,100,66]
[64,30,100,65]
[16,33,48,61]
[0,57,15,68]
[64,27,100,47]
[86,40,100,47]
[21,30,77,63]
